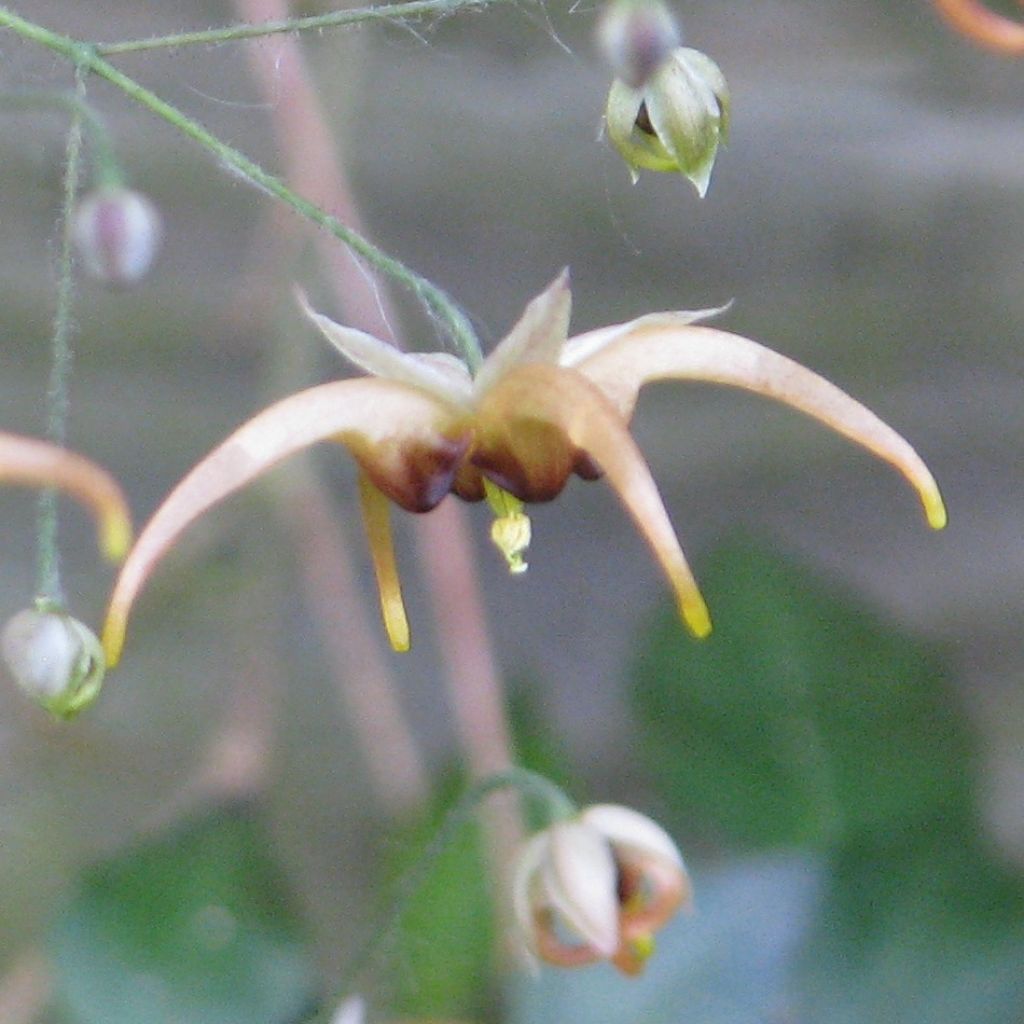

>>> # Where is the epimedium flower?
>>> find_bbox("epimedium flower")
[605,44,729,196]
[99,271,945,666]
[513,803,691,975]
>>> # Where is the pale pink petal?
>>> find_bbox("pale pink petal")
[581,804,685,868]
[0,432,131,561]
[296,289,473,406]
[473,270,572,396]
[574,322,947,530]
[102,379,455,666]
[545,820,620,957]
[561,308,727,368]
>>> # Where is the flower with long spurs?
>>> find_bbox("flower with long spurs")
[513,803,691,975]
[100,271,945,665]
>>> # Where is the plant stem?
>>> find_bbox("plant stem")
[96,0,499,55]
[0,5,483,366]
[336,768,574,1001]
[35,69,87,605]
[0,90,121,186]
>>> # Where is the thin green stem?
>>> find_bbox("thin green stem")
[96,0,498,55]
[0,89,122,186]
[35,69,87,605]
[0,5,483,366]
[333,768,574,1004]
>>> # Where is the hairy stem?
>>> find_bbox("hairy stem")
[0,5,483,365]
[35,69,87,604]
[97,0,499,55]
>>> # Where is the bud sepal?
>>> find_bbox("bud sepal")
[606,46,730,196]
[1,606,105,719]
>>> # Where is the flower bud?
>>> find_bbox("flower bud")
[597,0,681,89]
[1,608,105,719]
[513,803,691,975]
[605,46,729,196]
[73,187,163,287]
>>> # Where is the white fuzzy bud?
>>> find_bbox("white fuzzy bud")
[73,187,163,287]
[597,0,681,89]
[1,608,105,719]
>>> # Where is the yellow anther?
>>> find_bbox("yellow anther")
[484,480,532,574]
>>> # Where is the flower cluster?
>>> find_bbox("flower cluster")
[100,272,944,667]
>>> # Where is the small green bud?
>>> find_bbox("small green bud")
[1,607,105,719]
[73,186,163,287]
[597,0,681,89]
[605,46,729,197]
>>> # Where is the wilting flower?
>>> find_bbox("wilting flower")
[1,607,105,719]
[0,431,131,561]
[513,804,691,975]
[605,45,729,196]
[100,271,944,666]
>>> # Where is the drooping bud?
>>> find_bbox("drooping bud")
[1,607,105,719]
[597,0,681,89]
[513,803,692,975]
[605,46,729,196]
[73,187,163,287]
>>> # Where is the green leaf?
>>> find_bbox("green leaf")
[381,779,493,1020]
[49,807,316,1024]
[628,539,1024,1021]
[631,538,972,850]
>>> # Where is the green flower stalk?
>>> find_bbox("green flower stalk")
[605,45,730,196]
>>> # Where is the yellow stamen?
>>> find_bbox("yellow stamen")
[358,473,411,652]
[484,479,532,574]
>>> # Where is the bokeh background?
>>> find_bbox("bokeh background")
[0,1,1022,1021]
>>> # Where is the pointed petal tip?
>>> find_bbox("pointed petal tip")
[680,595,712,639]
[922,485,948,531]
[385,612,411,653]
[100,515,133,564]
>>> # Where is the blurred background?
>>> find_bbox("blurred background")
[0,1,1022,1021]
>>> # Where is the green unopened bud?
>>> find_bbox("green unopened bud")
[605,46,729,197]
[1,607,105,719]
[597,0,681,89]
[73,186,163,287]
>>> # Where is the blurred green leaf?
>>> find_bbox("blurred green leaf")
[382,779,493,1020]
[631,538,972,850]
[628,539,1024,1021]
[380,690,576,1020]
[49,807,316,1024]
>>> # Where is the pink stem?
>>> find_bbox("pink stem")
[235,0,522,921]
[235,0,429,817]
